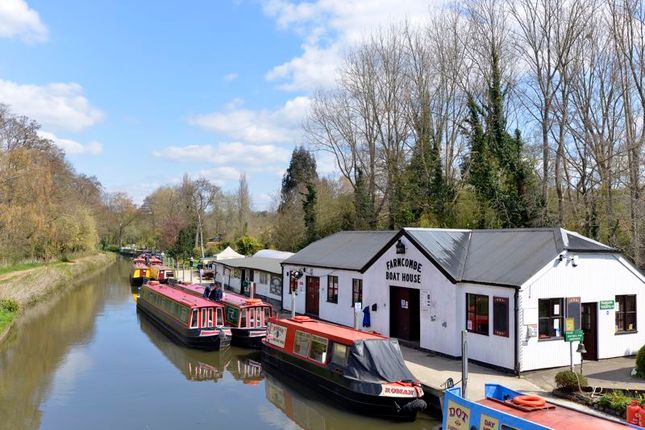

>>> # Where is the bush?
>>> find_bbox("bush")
[555,370,588,391]
[635,345,645,378]
[0,299,19,313]
[599,391,640,415]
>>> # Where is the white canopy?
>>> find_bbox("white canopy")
[214,246,244,260]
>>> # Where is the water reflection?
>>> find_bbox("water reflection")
[263,369,439,430]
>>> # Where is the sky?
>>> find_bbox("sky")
[0,0,437,210]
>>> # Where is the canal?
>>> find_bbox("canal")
[0,258,440,429]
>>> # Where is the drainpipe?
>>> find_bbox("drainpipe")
[514,287,520,376]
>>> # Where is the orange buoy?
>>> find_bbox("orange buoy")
[512,395,546,408]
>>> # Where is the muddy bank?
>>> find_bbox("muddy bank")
[0,252,116,343]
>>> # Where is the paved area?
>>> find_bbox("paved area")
[523,356,644,392]
[400,346,540,400]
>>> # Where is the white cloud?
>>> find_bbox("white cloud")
[195,166,242,185]
[0,79,103,132]
[0,0,47,42]
[262,0,440,91]
[38,130,103,155]
[153,142,291,167]
[189,96,310,144]
[224,72,239,82]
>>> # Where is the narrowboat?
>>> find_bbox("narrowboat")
[172,283,273,348]
[261,316,427,421]
[130,256,150,286]
[442,384,642,430]
[149,265,175,284]
[137,282,231,350]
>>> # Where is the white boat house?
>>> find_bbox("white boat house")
[214,249,293,309]
[281,228,645,372]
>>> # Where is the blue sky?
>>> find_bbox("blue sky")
[0,0,435,209]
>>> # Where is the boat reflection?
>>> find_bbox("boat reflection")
[130,285,139,303]
[138,313,230,382]
[138,315,265,384]
[263,369,439,430]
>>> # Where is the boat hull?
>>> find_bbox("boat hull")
[261,346,425,421]
[231,327,266,348]
[137,300,230,351]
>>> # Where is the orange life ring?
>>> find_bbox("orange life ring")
[512,395,546,408]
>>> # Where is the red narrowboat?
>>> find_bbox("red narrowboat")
[172,283,273,348]
[261,316,427,421]
[137,282,231,350]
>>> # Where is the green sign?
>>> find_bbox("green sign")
[600,300,615,310]
[226,306,239,325]
[565,329,584,342]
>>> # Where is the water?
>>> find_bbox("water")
[0,258,439,429]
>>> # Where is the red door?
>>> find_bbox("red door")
[305,276,320,316]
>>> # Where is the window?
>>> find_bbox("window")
[190,310,198,328]
[294,331,311,356]
[327,276,338,303]
[352,279,363,306]
[616,295,637,333]
[493,297,509,337]
[260,272,268,285]
[264,308,271,325]
[255,308,261,327]
[216,308,223,326]
[466,294,489,335]
[201,309,207,328]
[207,308,213,327]
[240,309,247,328]
[308,335,329,363]
[330,343,348,367]
[539,298,564,339]
[249,308,255,328]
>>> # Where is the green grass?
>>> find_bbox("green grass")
[0,308,17,332]
[0,262,47,276]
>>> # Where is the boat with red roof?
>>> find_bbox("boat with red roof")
[137,281,231,350]
[149,265,175,284]
[261,316,427,421]
[172,282,272,348]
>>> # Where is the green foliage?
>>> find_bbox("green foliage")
[554,370,588,391]
[598,391,642,414]
[353,168,375,229]
[0,299,19,313]
[635,345,645,377]
[0,299,19,332]
[281,146,318,207]
[302,182,318,247]
[0,262,46,276]
[235,235,262,256]
[169,224,197,261]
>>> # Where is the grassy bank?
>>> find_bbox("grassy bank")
[0,252,116,341]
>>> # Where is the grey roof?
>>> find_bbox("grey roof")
[283,230,398,271]
[218,257,284,275]
[404,227,619,287]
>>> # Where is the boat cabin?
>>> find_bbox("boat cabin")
[222,293,272,330]
[150,265,175,283]
[140,282,224,330]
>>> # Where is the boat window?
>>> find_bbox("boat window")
[330,343,348,367]
[253,307,261,327]
[264,308,271,325]
[201,309,207,328]
[294,331,311,357]
[190,310,198,328]
[207,308,214,328]
[216,308,223,326]
[241,309,247,328]
[249,308,255,328]
[308,335,329,363]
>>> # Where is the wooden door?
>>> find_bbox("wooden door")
[581,302,598,360]
[390,287,410,339]
[305,276,320,316]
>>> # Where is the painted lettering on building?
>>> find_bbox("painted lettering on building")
[385,258,423,284]
[446,400,470,430]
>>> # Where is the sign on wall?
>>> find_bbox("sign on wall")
[600,300,615,310]
[445,399,470,430]
[270,276,282,295]
[385,257,423,284]
[566,297,581,331]
[421,290,431,312]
